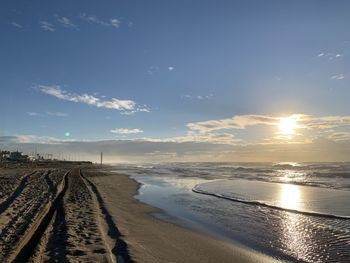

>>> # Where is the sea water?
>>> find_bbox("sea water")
[113,162,350,263]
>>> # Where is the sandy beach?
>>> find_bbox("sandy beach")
[84,168,279,263]
[0,164,278,262]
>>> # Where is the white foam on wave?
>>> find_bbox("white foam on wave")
[193,179,350,219]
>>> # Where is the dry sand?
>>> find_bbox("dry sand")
[0,165,279,262]
[0,165,122,263]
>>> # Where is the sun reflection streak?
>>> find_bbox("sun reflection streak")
[279,184,301,210]
[279,184,306,260]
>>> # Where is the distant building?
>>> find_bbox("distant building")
[8,151,29,162]
[0,151,10,162]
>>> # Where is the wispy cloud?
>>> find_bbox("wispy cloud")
[27,112,42,116]
[46,111,69,117]
[27,111,68,117]
[317,52,343,60]
[55,15,78,30]
[331,74,345,80]
[147,66,159,75]
[187,114,350,135]
[2,133,350,162]
[147,66,175,75]
[35,85,149,114]
[328,131,350,141]
[39,21,56,31]
[187,114,281,133]
[120,108,150,115]
[0,135,65,145]
[79,14,121,28]
[109,18,121,28]
[3,119,350,162]
[11,22,23,29]
[182,94,213,100]
[111,128,144,135]
[302,116,350,129]
[142,131,240,145]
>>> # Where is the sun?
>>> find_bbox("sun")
[279,116,297,135]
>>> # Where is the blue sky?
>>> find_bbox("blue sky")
[1,0,350,162]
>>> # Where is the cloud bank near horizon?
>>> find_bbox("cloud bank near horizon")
[1,134,350,163]
[3,113,350,162]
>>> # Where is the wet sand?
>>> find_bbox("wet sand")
[86,168,279,263]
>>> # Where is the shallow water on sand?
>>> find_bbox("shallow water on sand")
[194,179,350,218]
[114,162,350,263]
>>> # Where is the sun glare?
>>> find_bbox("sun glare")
[279,184,301,210]
[279,116,297,135]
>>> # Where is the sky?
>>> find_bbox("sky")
[1,0,350,163]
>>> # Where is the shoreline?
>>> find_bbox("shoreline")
[87,168,279,263]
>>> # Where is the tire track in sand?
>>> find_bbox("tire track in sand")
[0,171,38,215]
[10,170,70,263]
[80,169,133,263]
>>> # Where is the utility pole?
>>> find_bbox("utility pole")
[100,152,103,168]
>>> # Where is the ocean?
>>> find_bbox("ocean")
[113,162,350,263]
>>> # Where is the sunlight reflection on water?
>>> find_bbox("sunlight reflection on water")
[279,184,306,260]
[117,163,350,263]
[279,184,301,210]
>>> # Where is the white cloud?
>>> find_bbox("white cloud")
[147,66,176,74]
[11,22,23,29]
[147,66,159,75]
[328,132,350,141]
[39,21,56,31]
[56,15,78,30]
[27,112,42,116]
[27,111,68,117]
[46,112,69,117]
[331,74,345,80]
[80,14,108,25]
[142,131,240,145]
[120,108,150,115]
[79,14,121,28]
[184,114,350,147]
[182,94,213,100]
[110,18,121,28]
[187,114,282,133]
[0,135,64,145]
[187,114,350,134]
[317,52,343,60]
[111,128,144,135]
[35,85,148,113]
[302,116,350,129]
